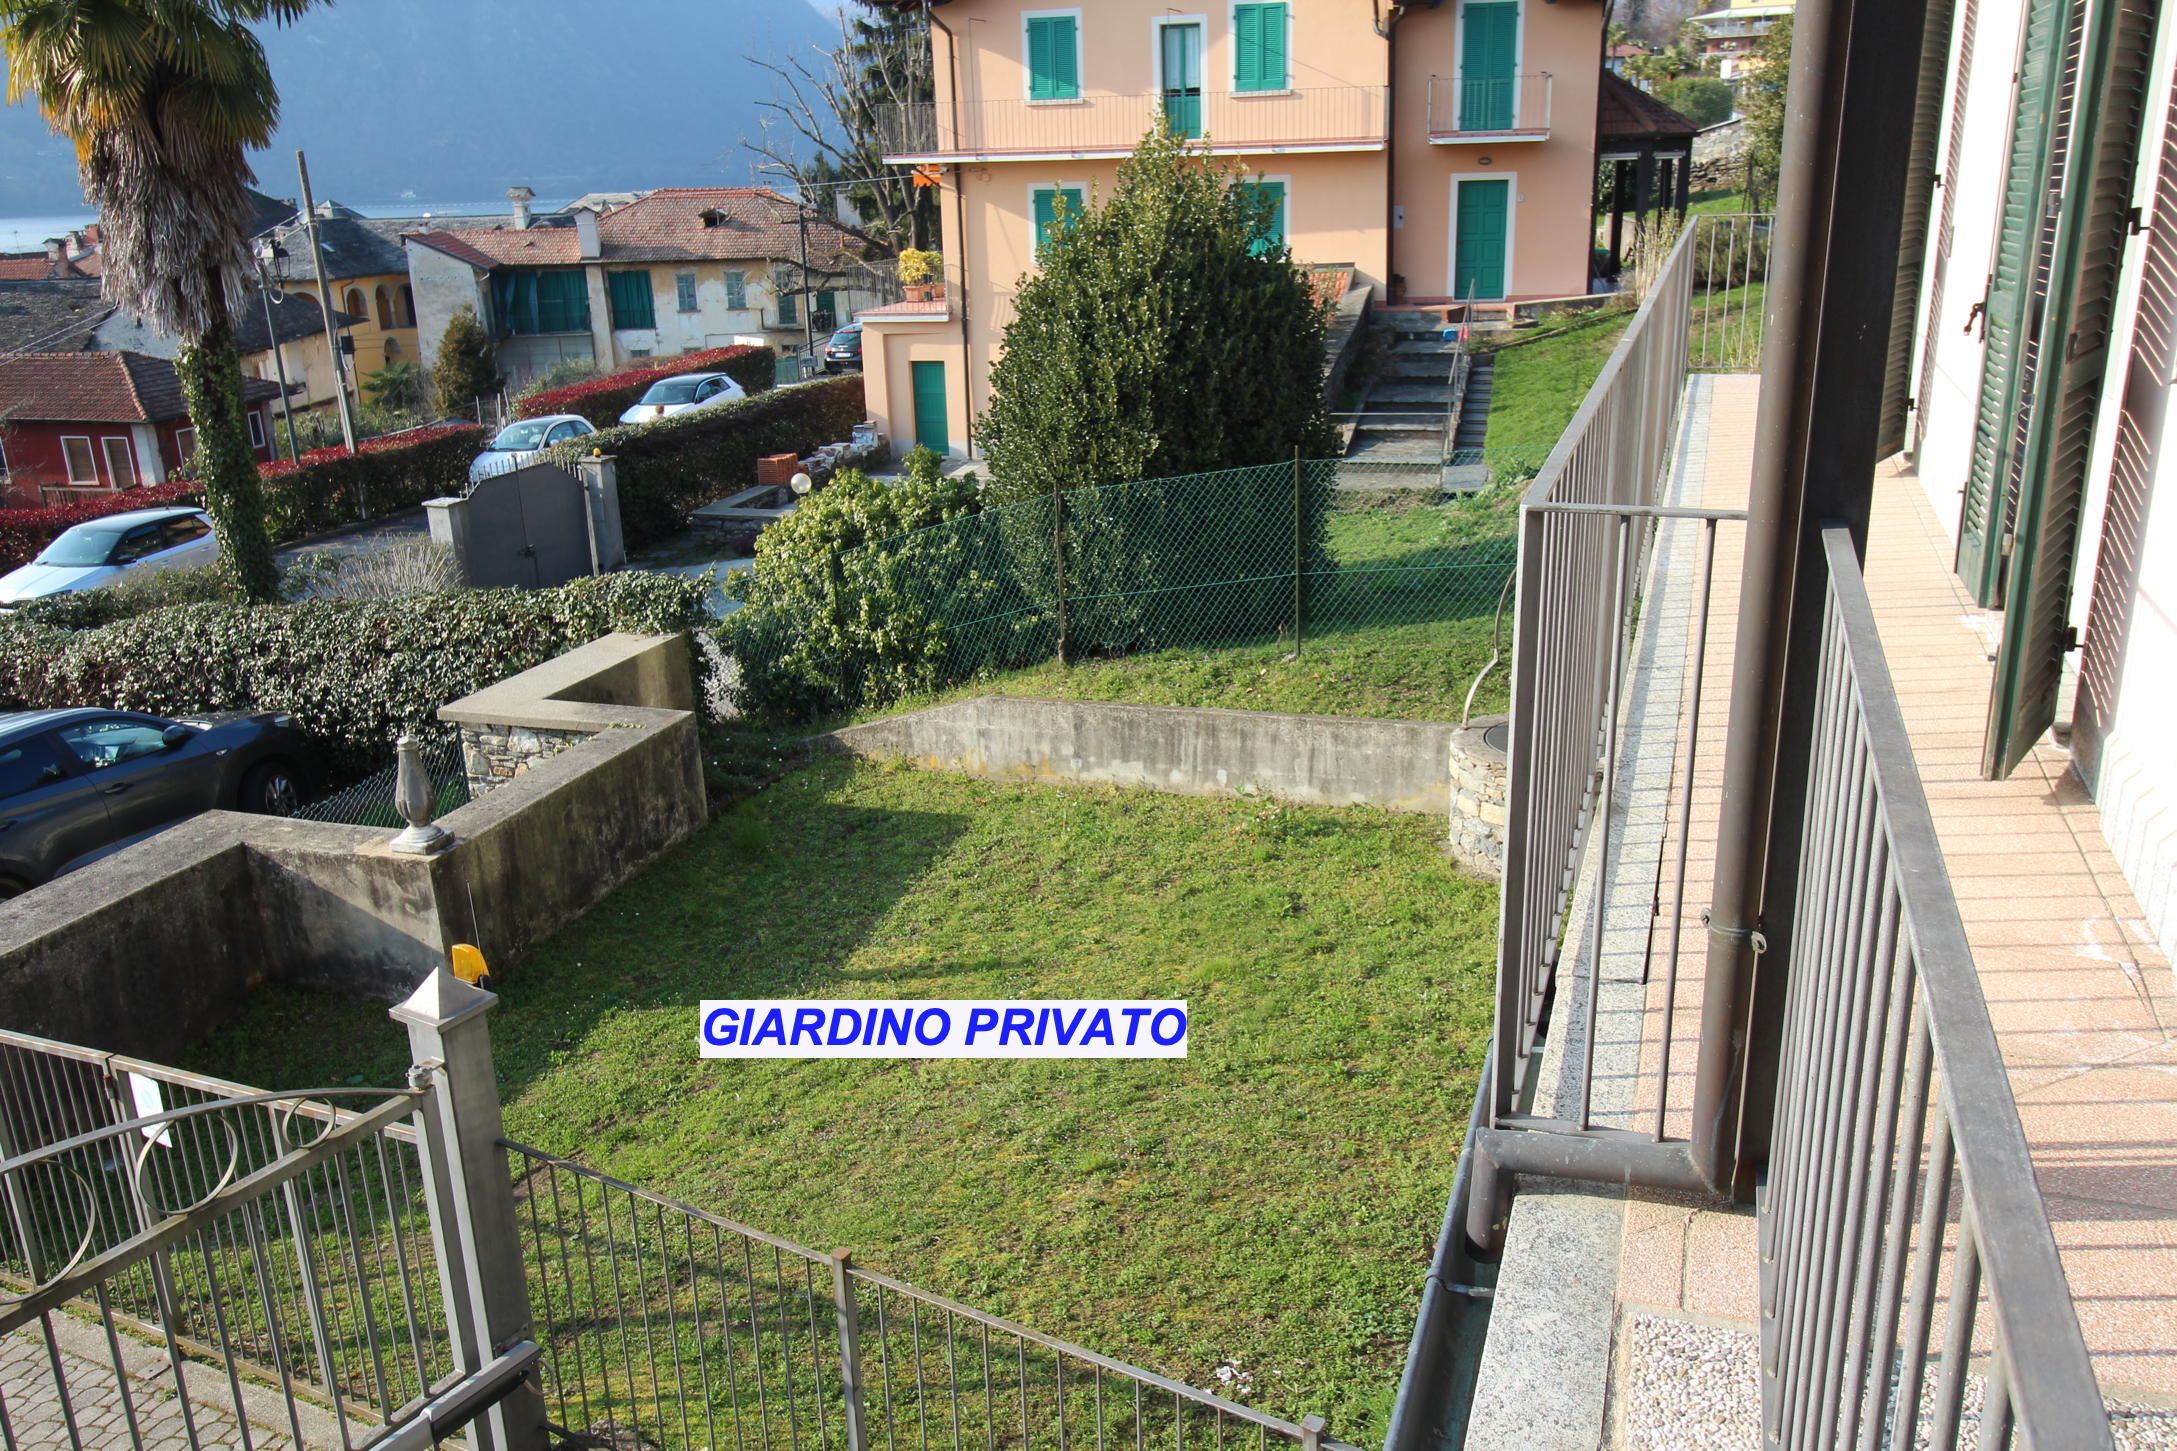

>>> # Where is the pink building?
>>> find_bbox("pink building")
[867,0,1606,460]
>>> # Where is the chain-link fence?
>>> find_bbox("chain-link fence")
[717,454,1537,722]
[290,730,471,828]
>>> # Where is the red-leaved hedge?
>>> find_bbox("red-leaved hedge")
[0,425,488,573]
[514,345,776,427]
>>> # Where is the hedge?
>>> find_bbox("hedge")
[515,345,776,428]
[0,570,711,776]
[545,373,865,549]
[0,425,488,573]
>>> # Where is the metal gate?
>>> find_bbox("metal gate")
[463,463,594,590]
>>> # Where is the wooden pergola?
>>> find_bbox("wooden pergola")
[1594,71,1701,281]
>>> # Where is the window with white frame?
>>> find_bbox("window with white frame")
[61,436,97,485]
[677,271,700,312]
[249,411,266,448]
[101,436,137,488]
[725,270,748,310]
[174,427,197,462]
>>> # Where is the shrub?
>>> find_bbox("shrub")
[514,346,777,427]
[0,478,207,573]
[545,374,865,549]
[283,539,465,600]
[0,571,712,776]
[253,426,489,541]
[716,448,995,717]
[433,305,502,420]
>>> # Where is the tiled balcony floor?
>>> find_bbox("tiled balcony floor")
[1544,375,2175,1439]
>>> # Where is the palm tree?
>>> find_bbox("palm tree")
[1,0,324,601]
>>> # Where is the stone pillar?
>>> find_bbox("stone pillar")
[393,969,549,1451]
[425,494,475,585]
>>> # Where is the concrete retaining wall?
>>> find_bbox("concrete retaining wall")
[821,695,1471,817]
[0,632,706,1060]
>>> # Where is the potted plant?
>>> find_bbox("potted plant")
[899,248,944,303]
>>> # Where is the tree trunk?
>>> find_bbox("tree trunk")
[173,285,281,603]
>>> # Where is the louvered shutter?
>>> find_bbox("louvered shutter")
[1984,0,2158,778]
[1913,0,1980,459]
[1235,4,1289,92]
[1027,16,1079,102]
[1957,0,2076,607]
[1879,0,1960,458]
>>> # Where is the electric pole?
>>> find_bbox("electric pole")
[295,150,359,452]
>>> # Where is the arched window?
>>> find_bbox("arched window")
[344,287,366,320]
[375,285,395,329]
[400,285,416,328]
[383,337,402,362]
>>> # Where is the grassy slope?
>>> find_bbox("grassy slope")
[187,757,1497,1440]
[1480,309,1636,459]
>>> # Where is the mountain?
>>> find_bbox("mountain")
[0,0,841,213]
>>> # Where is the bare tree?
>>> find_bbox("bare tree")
[1629,0,1707,47]
[746,3,938,257]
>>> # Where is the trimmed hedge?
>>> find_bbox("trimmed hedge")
[0,425,488,573]
[0,570,711,776]
[545,373,865,549]
[515,345,776,427]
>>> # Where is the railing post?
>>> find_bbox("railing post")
[1300,1414,1326,1451]
[393,967,550,1451]
[832,1249,872,1451]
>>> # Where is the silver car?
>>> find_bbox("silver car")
[617,372,745,425]
[469,414,597,483]
[0,507,219,607]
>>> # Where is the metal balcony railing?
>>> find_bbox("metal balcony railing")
[878,88,1389,162]
[1425,73,1554,139]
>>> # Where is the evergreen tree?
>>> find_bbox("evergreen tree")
[432,306,501,420]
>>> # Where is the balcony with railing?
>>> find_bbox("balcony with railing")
[1382,214,2162,1449]
[1425,73,1554,142]
[878,88,1389,164]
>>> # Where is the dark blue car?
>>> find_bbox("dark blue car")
[0,708,315,899]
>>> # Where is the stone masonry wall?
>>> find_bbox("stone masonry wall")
[460,723,592,794]
[1447,716,1509,880]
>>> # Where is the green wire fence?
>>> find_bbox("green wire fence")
[716,451,1543,722]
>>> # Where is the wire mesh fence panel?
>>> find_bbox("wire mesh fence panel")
[291,730,471,828]
[718,458,1530,723]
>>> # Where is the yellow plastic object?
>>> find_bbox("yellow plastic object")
[449,943,493,990]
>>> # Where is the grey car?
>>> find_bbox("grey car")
[0,708,316,899]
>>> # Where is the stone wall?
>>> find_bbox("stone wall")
[1447,716,1509,880]
[460,723,591,794]
[0,632,707,1060]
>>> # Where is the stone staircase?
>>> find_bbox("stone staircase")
[1343,307,1503,492]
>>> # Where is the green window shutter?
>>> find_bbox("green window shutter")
[725,270,747,310]
[1027,16,1079,102]
[1984,0,2156,779]
[911,360,949,455]
[1235,3,1288,92]
[676,271,698,312]
[779,281,798,325]
[1239,180,1286,257]
[1958,0,2074,607]
[1878,0,1959,458]
[1459,3,1519,131]
[1033,186,1083,261]
[533,271,588,333]
[1913,0,1980,459]
[608,271,655,329]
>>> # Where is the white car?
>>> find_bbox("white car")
[0,507,219,607]
[617,372,746,426]
[469,414,598,484]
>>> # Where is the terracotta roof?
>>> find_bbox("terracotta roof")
[1597,70,1701,141]
[0,251,100,281]
[409,188,863,272]
[0,351,282,423]
[0,280,113,354]
[859,298,949,320]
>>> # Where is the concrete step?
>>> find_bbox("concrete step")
[1355,419,1444,435]
[1372,384,1454,404]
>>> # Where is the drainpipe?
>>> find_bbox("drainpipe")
[1377,3,1404,306]
[930,5,976,458]
[1690,0,1936,1198]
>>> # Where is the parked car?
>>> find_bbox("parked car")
[617,372,746,425]
[823,321,865,373]
[469,414,597,483]
[0,507,217,608]
[0,707,317,899]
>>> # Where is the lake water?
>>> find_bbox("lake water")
[0,199,566,252]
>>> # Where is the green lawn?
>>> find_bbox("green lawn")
[185,756,1497,1442]
[1480,309,1635,458]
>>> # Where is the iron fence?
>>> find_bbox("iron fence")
[716,455,1538,722]
[878,90,1388,162]
[1688,213,1771,372]
[1755,527,2112,1449]
[291,730,470,829]
[508,1143,1357,1451]
[0,1030,462,1448]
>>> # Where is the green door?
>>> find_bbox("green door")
[1455,178,1510,300]
[1460,2,1519,131]
[1160,22,1204,139]
[910,360,949,456]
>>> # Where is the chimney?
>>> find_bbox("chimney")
[507,185,535,231]
[42,237,66,277]
[574,206,601,260]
